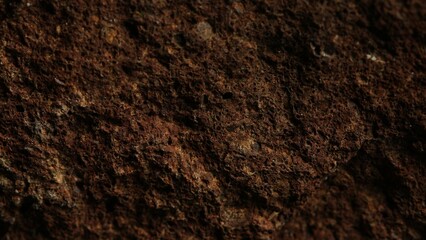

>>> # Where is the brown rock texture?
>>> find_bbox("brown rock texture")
[0,0,425,239]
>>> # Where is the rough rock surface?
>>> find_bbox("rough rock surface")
[0,0,425,239]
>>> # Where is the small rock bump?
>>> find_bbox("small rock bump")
[195,21,214,41]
